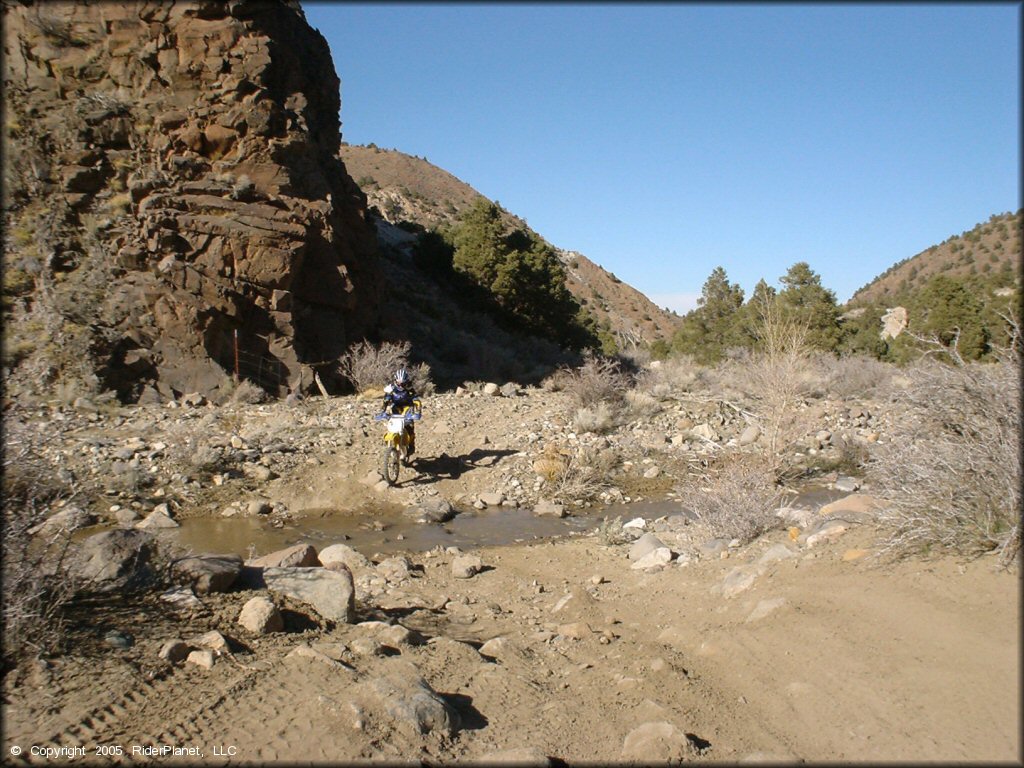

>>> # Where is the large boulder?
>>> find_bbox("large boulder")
[353,659,461,737]
[171,554,243,595]
[248,543,319,569]
[318,543,370,572]
[262,566,355,624]
[71,529,157,592]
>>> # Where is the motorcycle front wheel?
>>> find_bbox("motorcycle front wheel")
[382,446,401,485]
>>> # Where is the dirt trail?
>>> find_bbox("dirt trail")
[2,388,1019,763]
[3,522,1018,764]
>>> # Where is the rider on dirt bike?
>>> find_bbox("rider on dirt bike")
[382,368,418,456]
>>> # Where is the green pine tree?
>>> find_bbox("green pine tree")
[777,262,841,351]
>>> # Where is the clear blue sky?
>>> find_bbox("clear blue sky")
[303,2,1020,314]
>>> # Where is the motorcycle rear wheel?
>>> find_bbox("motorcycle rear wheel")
[382,446,400,485]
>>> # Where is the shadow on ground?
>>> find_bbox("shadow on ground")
[406,449,517,485]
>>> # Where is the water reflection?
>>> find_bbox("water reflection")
[164,484,847,560]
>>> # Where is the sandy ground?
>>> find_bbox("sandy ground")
[3,521,1018,764]
[2,390,1020,764]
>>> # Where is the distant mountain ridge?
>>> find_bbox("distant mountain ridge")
[850,210,1021,306]
[339,143,680,348]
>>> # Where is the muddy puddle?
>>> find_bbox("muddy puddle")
[164,484,847,560]
[170,500,680,559]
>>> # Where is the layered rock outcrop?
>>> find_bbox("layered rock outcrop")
[3,0,381,400]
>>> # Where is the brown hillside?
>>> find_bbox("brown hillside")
[340,144,680,348]
[850,211,1021,306]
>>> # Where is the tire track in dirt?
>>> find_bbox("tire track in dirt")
[18,664,257,765]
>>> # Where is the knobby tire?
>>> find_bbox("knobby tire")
[383,445,401,485]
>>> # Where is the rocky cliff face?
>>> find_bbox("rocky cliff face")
[2,0,381,402]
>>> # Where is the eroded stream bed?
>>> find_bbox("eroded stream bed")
[161,485,844,559]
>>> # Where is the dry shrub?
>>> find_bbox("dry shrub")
[735,297,816,478]
[409,361,435,395]
[228,378,267,404]
[868,343,1020,564]
[817,352,895,399]
[1,449,80,665]
[623,389,661,420]
[596,515,634,546]
[337,340,411,394]
[542,443,618,504]
[678,454,784,545]
[635,355,700,396]
[572,401,618,435]
[560,352,631,407]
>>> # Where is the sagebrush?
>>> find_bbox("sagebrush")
[868,341,1020,564]
[677,454,784,545]
[336,340,411,393]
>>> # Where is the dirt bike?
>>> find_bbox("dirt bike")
[374,402,421,486]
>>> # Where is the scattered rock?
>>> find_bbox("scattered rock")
[557,621,592,639]
[690,423,719,442]
[247,500,273,516]
[159,639,191,663]
[803,519,850,548]
[631,547,673,570]
[237,595,284,634]
[134,507,179,530]
[534,499,566,517]
[629,533,668,562]
[71,529,156,592]
[378,624,423,647]
[452,554,484,579]
[104,630,133,649]
[819,494,886,517]
[720,566,758,599]
[700,538,730,557]
[479,492,505,507]
[621,721,696,763]
[376,555,412,583]
[833,476,861,493]
[190,630,230,655]
[757,543,798,567]
[350,636,385,657]
[186,649,216,669]
[287,644,350,669]
[160,586,203,612]
[739,424,761,445]
[405,498,456,523]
